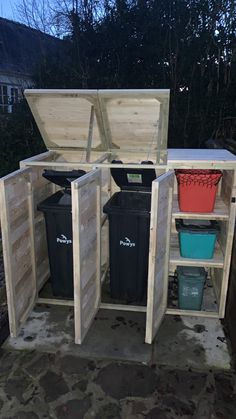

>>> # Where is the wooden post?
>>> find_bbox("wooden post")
[86,105,95,162]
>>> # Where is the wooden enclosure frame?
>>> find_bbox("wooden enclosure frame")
[1,89,236,346]
[1,149,236,345]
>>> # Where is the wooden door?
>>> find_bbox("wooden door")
[145,171,174,344]
[0,168,37,336]
[72,169,101,344]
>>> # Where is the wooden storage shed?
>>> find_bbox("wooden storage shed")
[1,89,236,346]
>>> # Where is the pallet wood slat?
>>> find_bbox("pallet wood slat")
[166,308,219,318]
[145,171,174,344]
[20,151,55,168]
[172,196,229,220]
[0,168,36,336]
[169,246,224,268]
[219,171,236,317]
[72,169,101,344]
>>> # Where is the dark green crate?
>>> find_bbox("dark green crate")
[177,266,206,311]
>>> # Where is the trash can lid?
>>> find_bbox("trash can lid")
[177,266,207,278]
[176,219,220,233]
[42,169,86,188]
[110,160,156,191]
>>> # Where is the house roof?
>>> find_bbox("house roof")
[0,17,63,79]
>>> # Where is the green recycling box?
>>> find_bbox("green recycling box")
[177,266,207,310]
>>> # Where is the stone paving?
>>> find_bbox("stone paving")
[0,348,236,419]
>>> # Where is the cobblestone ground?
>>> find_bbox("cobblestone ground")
[0,348,236,419]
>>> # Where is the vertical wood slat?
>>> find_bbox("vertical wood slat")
[0,179,17,335]
[72,169,101,344]
[86,105,95,162]
[72,184,82,344]
[219,170,236,317]
[27,180,37,299]
[96,178,101,308]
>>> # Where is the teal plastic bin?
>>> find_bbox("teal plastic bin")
[177,266,206,310]
[176,220,220,259]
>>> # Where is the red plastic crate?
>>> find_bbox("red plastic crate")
[175,169,222,213]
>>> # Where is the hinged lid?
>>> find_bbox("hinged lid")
[110,160,156,191]
[42,169,86,188]
[24,89,170,164]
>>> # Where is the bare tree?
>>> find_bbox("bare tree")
[15,0,74,36]
[15,0,106,37]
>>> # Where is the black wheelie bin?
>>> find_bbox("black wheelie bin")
[103,161,156,302]
[38,169,86,298]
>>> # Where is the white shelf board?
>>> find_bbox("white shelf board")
[167,148,236,169]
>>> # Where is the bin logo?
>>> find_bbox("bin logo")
[120,237,135,248]
[57,234,72,245]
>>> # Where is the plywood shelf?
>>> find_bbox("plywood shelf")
[172,196,229,220]
[169,236,224,268]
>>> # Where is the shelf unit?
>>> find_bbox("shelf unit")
[167,168,236,319]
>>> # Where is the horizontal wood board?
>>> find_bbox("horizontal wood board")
[170,244,224,269]
[168,149,236,169]
[22,149,236,171]
[172,195,229,220]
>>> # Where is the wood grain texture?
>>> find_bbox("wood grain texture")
[24,89,170,164]
[145,171,174,344]
[168,149,236,169]
[100,303,146,312]
[72,169,101,344]
[219,171,236,317]
[0,168,36,336]
[20,151,55,168]
[166,308,219,318]
[98,90,169,164]
[172,196,229,220]
[25,90,105,152]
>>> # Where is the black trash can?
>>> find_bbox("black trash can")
[38,169,86,298]
[103,162,156,302]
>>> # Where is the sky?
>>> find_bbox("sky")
[0,0,18,20]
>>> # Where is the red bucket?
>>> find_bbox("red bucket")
[175,169,222,213]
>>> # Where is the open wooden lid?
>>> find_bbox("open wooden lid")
[24,89,170,163]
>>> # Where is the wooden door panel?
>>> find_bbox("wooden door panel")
[0,168,36,336]
[72,169,101,344]
[145,171,174,344]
